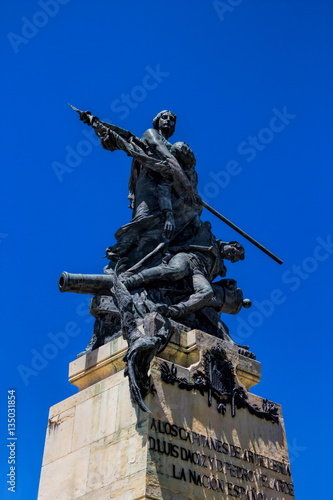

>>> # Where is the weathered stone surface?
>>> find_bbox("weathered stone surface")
[69,330,260,393]
[143,366,292,499]
[69,336,127,390]
[38,331,293,500]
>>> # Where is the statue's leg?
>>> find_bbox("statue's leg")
[106,230,136,259]
[125,253,191,289]
[167,273,214,317]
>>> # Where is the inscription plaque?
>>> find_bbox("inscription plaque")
[148,417,294,499]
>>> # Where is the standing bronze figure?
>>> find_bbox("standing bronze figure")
[60,106,281,412]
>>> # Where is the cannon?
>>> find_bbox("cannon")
[58,272,114,295]
[58,271,251,316]
[210,280,251,315]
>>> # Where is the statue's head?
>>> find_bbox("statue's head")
[217,241,245,262]
[171,142,196,170]
[152,110,176,139]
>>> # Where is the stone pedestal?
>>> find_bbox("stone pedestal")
[38,331,294,499]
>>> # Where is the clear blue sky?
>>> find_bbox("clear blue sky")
[1,1,332,498]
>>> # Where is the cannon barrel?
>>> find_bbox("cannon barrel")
[58,272,113,295]
[209,281,252,315]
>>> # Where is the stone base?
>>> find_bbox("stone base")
[38,331,294,500]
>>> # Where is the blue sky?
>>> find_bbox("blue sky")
[1,0,332,498]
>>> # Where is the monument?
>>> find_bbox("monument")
[38,108,294,499]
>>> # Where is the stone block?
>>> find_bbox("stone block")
[38,330,293,499]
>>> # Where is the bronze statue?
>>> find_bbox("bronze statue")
[60,106,280,412]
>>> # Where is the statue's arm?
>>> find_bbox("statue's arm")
[157,182,175,238]
[142,128,174,159]
[142,129,193,192]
